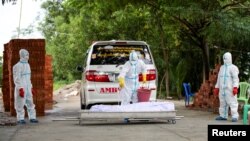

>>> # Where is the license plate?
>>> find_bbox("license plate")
[108,74,119,82]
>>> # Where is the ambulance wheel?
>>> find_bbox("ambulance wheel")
[86,104,93,109]
[80,94,86,109]
[81,104,86,110]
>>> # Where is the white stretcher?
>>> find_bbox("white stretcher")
[79,102,183,125]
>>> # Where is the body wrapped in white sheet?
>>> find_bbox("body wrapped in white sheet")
[89,102,175,112]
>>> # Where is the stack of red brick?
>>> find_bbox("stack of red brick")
[191,64,221,113]
[45,55,53,109]
[2,39,53,116]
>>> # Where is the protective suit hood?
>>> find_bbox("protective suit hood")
[19,49,29,63]
[223,52,232,65]
[129,51,138,65]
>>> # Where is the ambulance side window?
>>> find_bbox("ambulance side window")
[82,49,89,71]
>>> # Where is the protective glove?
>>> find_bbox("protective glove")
[233,87,238,96]
[19,88,24,98]
[142,73,147,84]
[213,88,219,96]
[118,77,125,88]
[32,88,35,96]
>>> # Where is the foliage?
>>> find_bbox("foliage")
[37,0,250,99]
[1,0,16,5]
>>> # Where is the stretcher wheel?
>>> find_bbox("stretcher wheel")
[172,120,176,124]
[124,118,130,123]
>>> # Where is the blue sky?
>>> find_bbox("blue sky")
[0,0,45,56]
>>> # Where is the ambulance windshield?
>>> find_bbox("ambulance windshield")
[90,45,152,65]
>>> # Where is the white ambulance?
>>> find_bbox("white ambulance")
[77,40,158,109]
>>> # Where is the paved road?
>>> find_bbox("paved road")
[0,95,244,141]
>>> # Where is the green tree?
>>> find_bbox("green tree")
[2,0,16,5]
[38,0,250,99]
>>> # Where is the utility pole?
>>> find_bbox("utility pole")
[18,0,23,38]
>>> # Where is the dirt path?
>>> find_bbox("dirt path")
[0,81,244,141]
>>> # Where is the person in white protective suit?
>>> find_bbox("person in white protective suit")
[118,50,147,105]
[213,52,239,122]
[13,49,38,124]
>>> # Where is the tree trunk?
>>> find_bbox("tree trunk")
[201,42,210,82]
[155,11,170,98]
[159,27,169,98]
[163,47,169,98]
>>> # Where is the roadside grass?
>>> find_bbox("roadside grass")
[53,80,75,91]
